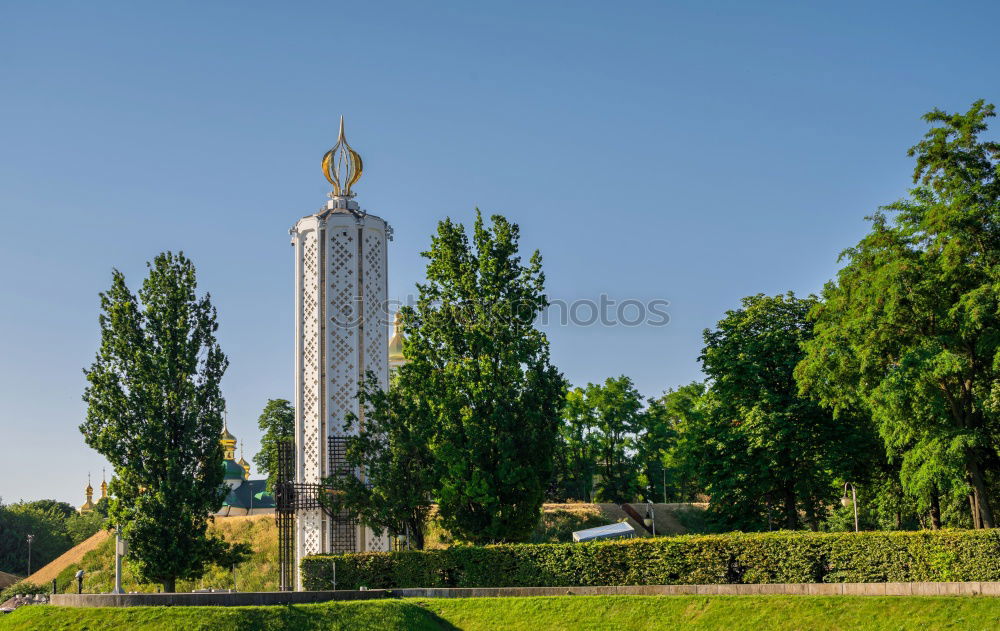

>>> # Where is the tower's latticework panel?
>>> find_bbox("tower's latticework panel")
[291,202,390,589]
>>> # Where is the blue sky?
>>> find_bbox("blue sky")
[2,1,997,505]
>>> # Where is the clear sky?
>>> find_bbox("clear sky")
[2,1,997,505]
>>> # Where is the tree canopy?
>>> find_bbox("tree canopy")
[694,292,875,530]
[252,399,295,492]
[327,370,437,549]
[80,252,248,591]
[403,211,565,544]
[797,100,1000,528]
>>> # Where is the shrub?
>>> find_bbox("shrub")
[0,580,49,602]
[301,529,1000,590]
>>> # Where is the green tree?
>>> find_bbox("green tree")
[643,382,707,503]
[65,511,107,546]
[564,377,645,503]
[80,252,247,592]
[407,212,565,544]
[94,497,110,518]
[0,500,72,576]
[326,371,436,549]
[20,500,76,521]
[797,101,1000,528]
[697,293,874,531]
[549,389,598,502]
[252,399,295,492]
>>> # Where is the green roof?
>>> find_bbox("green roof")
[222,479,276,509]
[222,459,245,480]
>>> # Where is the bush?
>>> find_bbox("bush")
[0,580,49,602]
[301,529,1000,590]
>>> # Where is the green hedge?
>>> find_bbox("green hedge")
[301,530,1000,590]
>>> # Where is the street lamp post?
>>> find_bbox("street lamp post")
[644,500,656,537]
[841,482,859,532]
[26,535,34,576]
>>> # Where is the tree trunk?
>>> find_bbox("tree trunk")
[783,488,798,530]
[967,456,995,528]
[929,488,941,530]
[163,577,176,593]
[804,500,819,532]
[970,494,981,529]
[409,517,426,550]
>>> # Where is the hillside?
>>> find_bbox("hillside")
[0,571,22,590]
[25,529,110,587]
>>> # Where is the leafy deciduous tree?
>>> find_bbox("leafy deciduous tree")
[406,212,565,544]
[327,371,436,549]
[252,398,295,492]
[797,101,1000,528]
[697,293,874,531]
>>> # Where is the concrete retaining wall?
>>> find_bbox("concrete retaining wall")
[50,581,1000,607]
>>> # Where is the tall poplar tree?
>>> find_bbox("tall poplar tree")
[408,211,565,544]
[81,252,246,592]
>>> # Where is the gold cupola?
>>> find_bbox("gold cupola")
[220,414,237,461]
[237,441,250,480]
[100,469,108,500]
[80,474,95,513]
[388,311,407,373]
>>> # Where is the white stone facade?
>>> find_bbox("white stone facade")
[291,199,391,589]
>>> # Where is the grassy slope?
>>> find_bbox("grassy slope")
[55,515,278,594]
[26,530,111,586]
[4,596,1000,631]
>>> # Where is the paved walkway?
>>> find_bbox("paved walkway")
[51,581,1000,607]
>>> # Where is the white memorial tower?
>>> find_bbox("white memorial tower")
[290,118,391,586]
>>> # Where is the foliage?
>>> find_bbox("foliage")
[693,293,877,531]
[252,398,295,492]
[402,212,565,544]
[797,100,1000,529]
[52,516,276,594]
[326,371,436,550]
[80,251,245,591]
[641,382,707,503]
[0,580,48,603]
[548,390,598,502]
[563,377,645,503]
[303,529,1000,590]
[9,596,1000,631]
[0,501,73,576]
[65,511,107,546]
[93,497,110,518]
[18,500,76,520]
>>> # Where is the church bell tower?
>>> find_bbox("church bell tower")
[290,118,391,587]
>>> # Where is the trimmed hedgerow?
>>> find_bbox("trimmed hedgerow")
[301,529,1000,590]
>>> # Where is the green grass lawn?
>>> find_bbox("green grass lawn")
[4,595,1000,631]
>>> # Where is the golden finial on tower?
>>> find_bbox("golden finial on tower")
[100,468,108,500]
[322,116,364,198]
